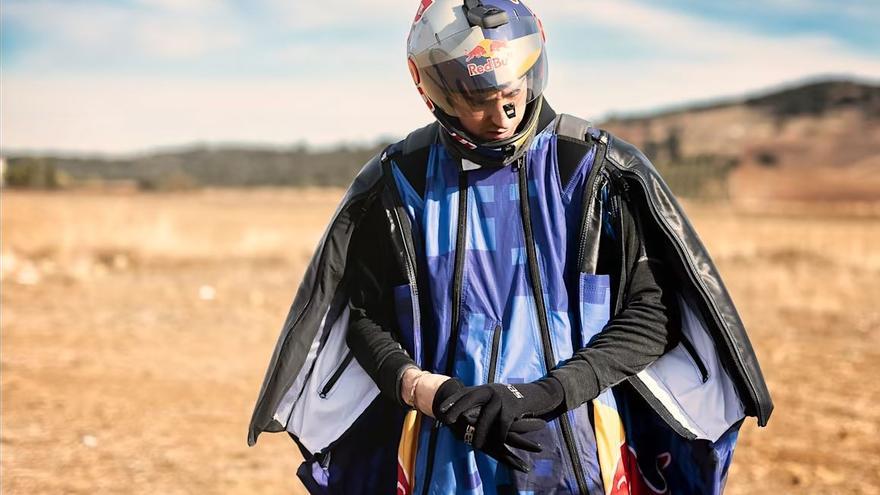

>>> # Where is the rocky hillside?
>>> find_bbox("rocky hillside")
[600,80,880,202]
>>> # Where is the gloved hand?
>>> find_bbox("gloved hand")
[432,379,548,472]
[435,377,564,453]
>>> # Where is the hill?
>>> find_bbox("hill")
[2,145,386,190]
[4,78,879,201]
[601,79,880,201]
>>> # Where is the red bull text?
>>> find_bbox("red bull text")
[464,39,509,77]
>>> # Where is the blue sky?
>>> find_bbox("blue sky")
[2,0,879,154]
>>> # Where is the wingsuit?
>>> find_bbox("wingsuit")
[247,104,774,494]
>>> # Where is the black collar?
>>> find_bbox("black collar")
[537,99,558,131]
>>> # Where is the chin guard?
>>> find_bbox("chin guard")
[504,103,516,119]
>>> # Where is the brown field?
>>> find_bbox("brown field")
[2,189,879,494]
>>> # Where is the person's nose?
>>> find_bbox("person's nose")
[487,101,513,128]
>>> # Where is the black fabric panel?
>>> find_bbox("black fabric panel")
[396,146,430,200]
[556,137,591,192]
[389,121,438,200]
[346,195,414,406]
[538,99,557,131]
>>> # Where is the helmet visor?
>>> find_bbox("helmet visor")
[411,18,547,118]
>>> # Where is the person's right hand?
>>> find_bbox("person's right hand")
[432,378,547,473]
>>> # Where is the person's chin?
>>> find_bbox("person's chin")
[483,130,513,141]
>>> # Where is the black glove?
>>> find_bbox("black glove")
[432,378,546,472]
[435,377,564,453]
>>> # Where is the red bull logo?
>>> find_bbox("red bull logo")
[610,445,672,495]
[464,39,509,77]
[412,0,434,24]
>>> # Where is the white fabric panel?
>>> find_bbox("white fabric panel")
[636,295,745,442]
[273,304,334,428]
[285,305,380,453]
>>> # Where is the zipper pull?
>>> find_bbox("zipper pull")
[609,168,631,200]
[512,156,523,172]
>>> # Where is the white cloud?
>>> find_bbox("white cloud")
[255,0,413,30]
[537,0,880,119]
[131,18,241,59]
[0,75,429,154]
[2,0,243,66]
[134,0,222,12]
[2,0,879,153]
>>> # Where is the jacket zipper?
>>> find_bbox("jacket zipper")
[487,324,502,383]
[576,140,608,271]
[517,156,590,495]
[421,171,469,495]
[386,167,424,362]
[609,169,628,314]
[679,336,709,383]
[608,155,769,424]
[318,351,354,398]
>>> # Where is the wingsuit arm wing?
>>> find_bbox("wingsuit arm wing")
[346,197,417,407]
[549,193,682,411]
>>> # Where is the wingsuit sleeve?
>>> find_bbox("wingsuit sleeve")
[549,192,682,410]
[346,197,417,407]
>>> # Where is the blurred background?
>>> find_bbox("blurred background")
[1,0,878,494]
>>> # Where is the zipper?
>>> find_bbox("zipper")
[576,140,609,271]
[318,351,354,398]
[386,166,424,363]
[390,202,419,303]
[517,156,590,495]
[383,158,421,319]
[679,336,710,383]
[421,171,469,495]
[444,171,470,377]
[607,168,628,315]
[487,324,502,383]
[611,160,768,423]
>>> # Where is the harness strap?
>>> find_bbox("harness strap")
[555,113,592,143]
[382,122,438,200]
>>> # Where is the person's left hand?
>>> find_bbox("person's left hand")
[434,378,564,451]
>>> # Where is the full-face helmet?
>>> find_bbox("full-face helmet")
[407,0,548,167]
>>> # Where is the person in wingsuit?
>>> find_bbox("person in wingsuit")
[247,1,774,494]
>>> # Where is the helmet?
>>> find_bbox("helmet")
[407,0,548,167]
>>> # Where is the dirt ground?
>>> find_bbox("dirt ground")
[2,189,878,494]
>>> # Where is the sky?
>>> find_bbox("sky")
[1,0,879,155]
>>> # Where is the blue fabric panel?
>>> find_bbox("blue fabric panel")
[423,145,461,372]
[296,397,404,494]
[614,385,742,494]
[579,273,611,348]
[395,126,610,493]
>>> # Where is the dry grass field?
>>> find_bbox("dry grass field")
[2,188,879,494]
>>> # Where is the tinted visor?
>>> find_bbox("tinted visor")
[412,16,547,118]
